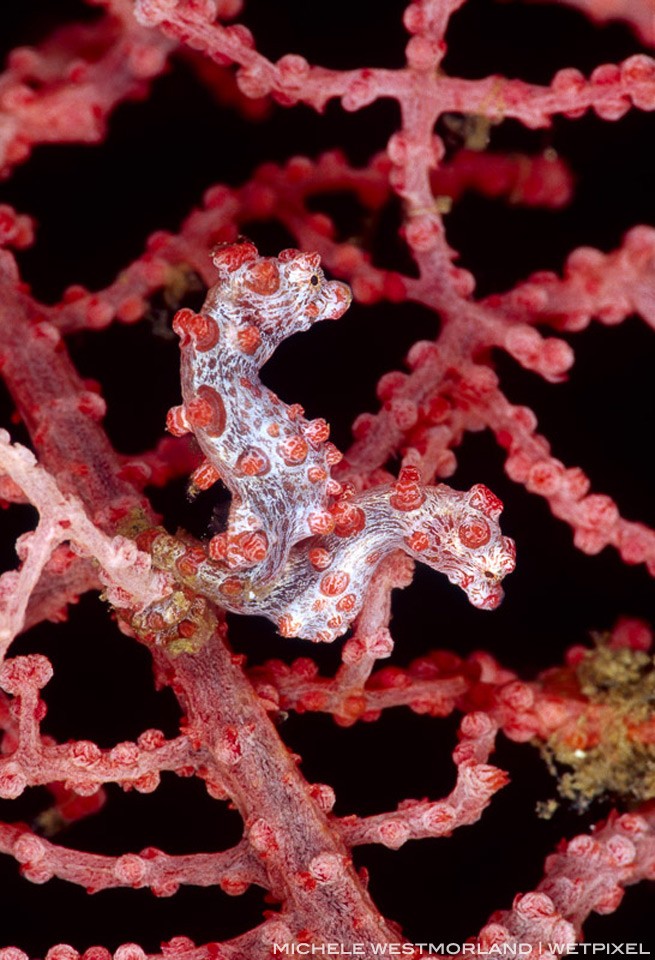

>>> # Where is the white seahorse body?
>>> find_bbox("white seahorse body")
[167,241,351,584]
[150,473,516,643]
[164,242,515,643]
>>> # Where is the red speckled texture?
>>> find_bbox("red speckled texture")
[0,0,654,956]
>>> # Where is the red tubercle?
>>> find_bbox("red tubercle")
[404,530,429,552]
[468,484,504,520]
[308,548,332,570]
[244,259,280,296]
[173,309,220,351]
[390,466,425,511]
[135,527,163,553]
[190,461,221,490]
[307,466,327,483]
[211,240,259,271]
[236,324,261,354]
[324,442,343,466]
[277,436,308,465]
[303,418,330,445]
[166,406,190,437]
[307,510,336,535]
[235,530,269,563]
[175,545,208,578]
[458,518,491,549]
[218,577,246,598]
[335,593,356,612]
[236,447,271,476]
[208,533,228,562]
[319,570,350,596]
[331,501,366,537]
[190,386,227,436]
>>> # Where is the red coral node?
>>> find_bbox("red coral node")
[244,259,280,295]
[331,501,366,537]
[236,324,261,354]
[0,654,53,693]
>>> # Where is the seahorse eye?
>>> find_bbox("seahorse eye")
[310,274,320,286]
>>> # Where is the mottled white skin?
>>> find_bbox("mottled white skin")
[153,482,516,643]
[170,242,351,584]
[166,244,515,642]
[247,483,515,641]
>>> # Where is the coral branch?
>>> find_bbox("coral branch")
[0,435,172,656]
[0,0,654,953]
[159,627,404,947]
[0,825,265,896]
[553,0,655,45]
[0,652,199,799]
[0,2,172,176]
[476,807,655,950]
[337,712,507,850]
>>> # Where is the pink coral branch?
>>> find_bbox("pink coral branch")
[21,553,100,631]
[477,386,655,569]
[159,628,404,946]
[335,552,410,697]
[250,651,475,724]
[0,434,172,655]
[435,60,655,127]
[0,653,201,799]
[484,226,655,333]
[2,926,284,960]
[551,0,655,45]
[254,620,655,773]
[336,712,507,850]
[0,0,654,954]
[0,3,173,176]
[0,824,265,896]
[476,808,655,950]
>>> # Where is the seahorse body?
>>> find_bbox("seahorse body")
[163,243,515,644]
[149,471,516,643]
[234,478,516,642]
[167,241,351,584]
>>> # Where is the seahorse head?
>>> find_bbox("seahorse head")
[209,240,351,360]
[399,476,516,610]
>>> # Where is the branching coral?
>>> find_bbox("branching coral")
[0,0,654,956]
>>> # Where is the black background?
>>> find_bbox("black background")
[0,0,654,954]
